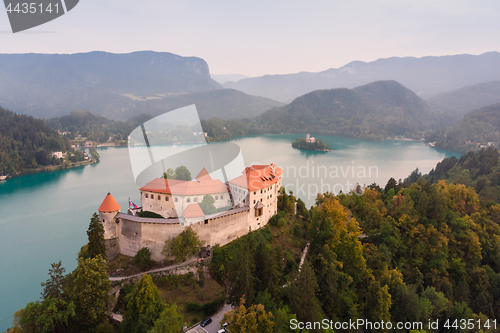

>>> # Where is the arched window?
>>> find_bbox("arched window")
[145,193,149,199]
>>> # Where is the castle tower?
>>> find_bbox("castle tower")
[98,192,121,259]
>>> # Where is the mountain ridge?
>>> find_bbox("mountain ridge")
[0,51,222,118]
[426,80,500,118]
[224,52,500,103]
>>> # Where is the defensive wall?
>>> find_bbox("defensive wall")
[104,206,252,261]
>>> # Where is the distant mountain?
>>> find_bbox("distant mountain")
[426,81,500,118]
[427,102,500,153]
[0,51,222,118]
[211,74,251,84]
[223,52,500,103]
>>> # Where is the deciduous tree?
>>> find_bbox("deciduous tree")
[222,299,274,333]
[66,255,111,330]
[162,226,204,263]
[148,304,184,333]
[199,194,217,215]
[121,274,166,333]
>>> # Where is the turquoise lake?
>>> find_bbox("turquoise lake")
[0,134,459,331]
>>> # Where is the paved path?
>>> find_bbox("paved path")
[109,258,199,282]
[298,242,310,271]
[186,303,232,333]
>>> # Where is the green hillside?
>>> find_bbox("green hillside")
[46,111,135,143]
[254,80,451,140]
[202,81,452,141]
[108,88,284,121]
[427,103,500,153]
[426,81,500,118]
[0,106,76,175]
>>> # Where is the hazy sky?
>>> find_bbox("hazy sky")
[1,0,499,76]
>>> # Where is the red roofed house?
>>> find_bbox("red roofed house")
[139,167,231,221]
[229,163,283,229]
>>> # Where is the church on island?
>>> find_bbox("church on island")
[98,164,283,261]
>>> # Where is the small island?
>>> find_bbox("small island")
[292,134,331,151]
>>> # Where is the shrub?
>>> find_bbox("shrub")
[137,210,164,218]
[186,301,202,312]
[134,247,154,270]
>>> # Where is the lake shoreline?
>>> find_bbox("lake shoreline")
[4,158,99,181]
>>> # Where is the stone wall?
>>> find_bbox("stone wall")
[114,207,255,261]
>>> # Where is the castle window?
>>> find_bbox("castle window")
[194,197,198,202]
[165,196,169,201]
[187,198,191,203]
[145,193,149,198]
[175,197,178,202]
[215,195,218,200]
[260,190,263,194]
[254,191,256,195]
[253,200,256,204]
[255,207,263,217]
[260,198,263,202]
[157,195,161,200]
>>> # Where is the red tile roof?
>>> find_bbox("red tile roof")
[140,178,227,196]
[229,164,283,191]
[183,203,205,218]
[98,192,121,212]
[195,167,212,181]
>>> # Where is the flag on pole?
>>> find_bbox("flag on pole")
[129,198,138,209]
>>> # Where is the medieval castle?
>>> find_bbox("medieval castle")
[98,164,283,261]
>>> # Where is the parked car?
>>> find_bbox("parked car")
[200,317,212,327]
[223,322,230,327]
[217,329,226,333]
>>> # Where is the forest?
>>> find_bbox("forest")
[426,103,500,154]
[0,106,80,175]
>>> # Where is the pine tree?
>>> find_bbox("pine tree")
[288,261,323,327]
[229,235,256,305]
[87,212,107,260]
